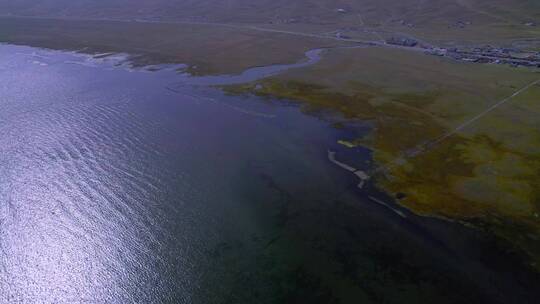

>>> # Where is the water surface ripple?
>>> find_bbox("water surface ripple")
[1,44,539,304]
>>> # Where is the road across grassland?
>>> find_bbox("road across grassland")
[0,15,430,53]
[374,78,540,175]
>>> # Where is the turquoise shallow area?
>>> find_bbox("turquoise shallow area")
[0,44,539,304]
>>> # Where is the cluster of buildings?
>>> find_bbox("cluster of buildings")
[426,46,540,68]
[380,11,540,68]
[385,36,540,69]
[385,36,419,47]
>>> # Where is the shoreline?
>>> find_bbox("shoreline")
[2,42,540,302]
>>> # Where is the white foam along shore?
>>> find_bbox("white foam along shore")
[327,150,370,189]
[327,150,406,218]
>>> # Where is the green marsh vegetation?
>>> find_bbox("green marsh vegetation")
[225,47,540,268]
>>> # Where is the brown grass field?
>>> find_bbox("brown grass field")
[0,16,341,75]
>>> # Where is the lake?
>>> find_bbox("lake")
[1,44,538,303]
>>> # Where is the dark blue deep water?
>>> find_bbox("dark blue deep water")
[1,44,539,304]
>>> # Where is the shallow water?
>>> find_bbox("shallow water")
[1,44,539,304]
[181,48,325,85]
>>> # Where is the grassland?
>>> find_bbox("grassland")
[0,16,341,75]
[224,47,540,268]
[2,0,539,49]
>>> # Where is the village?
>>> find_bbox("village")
[385,36,540,68]
[426,45,540,68]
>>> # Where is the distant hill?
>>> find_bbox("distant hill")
[1,0,539,49]
[1,0,538,26]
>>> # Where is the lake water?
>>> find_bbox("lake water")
[1,44,539,303]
